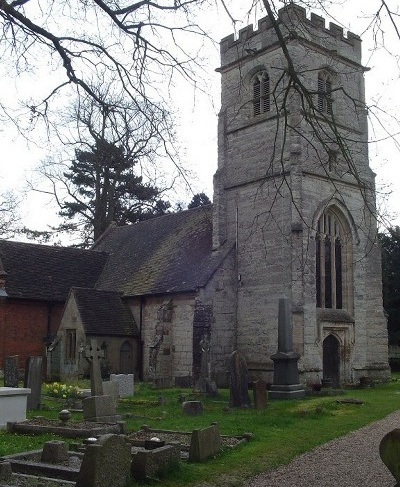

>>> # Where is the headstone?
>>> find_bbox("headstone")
[76,434,131,487]
[24,356,43,410]
[228,350,251,407]
[83,395,120,423]
[194,335,219,397]
[253,380,267,409]
[102,380,119,401]
[379,429,400,483]
[269,297,305,399]
[85,339,105,396]
[41,441,69,464]
[110,374,134,397]
[4,355,19,387]
[0,461,12,481]
[189,423,221,462]
[131,444,180,482]
[182,400,203,416]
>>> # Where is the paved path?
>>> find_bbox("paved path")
[241,410,400,487]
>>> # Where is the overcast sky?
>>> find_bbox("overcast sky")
[1,0,399,236]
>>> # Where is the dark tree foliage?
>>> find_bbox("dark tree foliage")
[379,227,400,335]
[187,192,211,209]
[60,139,170,244]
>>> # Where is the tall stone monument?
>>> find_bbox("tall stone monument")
[269,297,305,399]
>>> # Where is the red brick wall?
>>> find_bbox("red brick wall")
[0,298,64,371]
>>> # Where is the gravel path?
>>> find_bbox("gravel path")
[241,410,400,487]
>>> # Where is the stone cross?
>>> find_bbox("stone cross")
[85,339,105,396]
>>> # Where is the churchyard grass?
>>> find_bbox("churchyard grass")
[1,377,400,486]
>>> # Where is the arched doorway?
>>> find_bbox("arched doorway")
[120,341,133,374]
[323,335,340,387]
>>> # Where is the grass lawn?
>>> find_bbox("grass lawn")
[1,377,400,486]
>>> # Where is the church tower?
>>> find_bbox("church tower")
[212,4,389,385]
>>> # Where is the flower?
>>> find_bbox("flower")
[45,382,82,400]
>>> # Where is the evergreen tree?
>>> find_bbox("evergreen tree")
[60,139,170,244]
[380,227,400,335]
[187,192,211,209]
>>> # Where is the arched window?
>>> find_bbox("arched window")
[253,71,270,116]
[316,210,348,309]
[317,73,332,114]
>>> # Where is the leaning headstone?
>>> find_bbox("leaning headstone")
[110,374,134,397]
[379,429,400,483]
[24,356,43,410]
[229,350,251,407]
[41,440,69,464]
[4,355,19,387]
[253,380,267,410]
[85,339,104,396]
[189,423,221,462]
[131,444,180,482]
[182,400,203,416]
[76,434,131,487]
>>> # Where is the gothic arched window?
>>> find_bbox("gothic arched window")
[316,210,349,309]
[317,73,332,114]
[253,71,270,116]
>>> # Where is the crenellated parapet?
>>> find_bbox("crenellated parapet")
[220,4,361,68]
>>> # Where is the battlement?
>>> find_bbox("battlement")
[220,4,361,67]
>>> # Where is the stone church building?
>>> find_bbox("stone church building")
[0,4,390,387]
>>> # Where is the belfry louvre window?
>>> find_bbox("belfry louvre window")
[316,211,344,309]
[253,71,270,116]
[317,74,332,114]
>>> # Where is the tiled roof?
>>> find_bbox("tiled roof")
[0,240,108,301]
[72,287,138,336]
[93,205,229,296]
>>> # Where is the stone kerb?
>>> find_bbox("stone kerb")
[189,423,221,462]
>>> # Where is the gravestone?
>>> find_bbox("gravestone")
[110,374,134,397]
[4,355,19,387]
[76,434,131,487]
[253,380,267,410]
[182,400,203,416]
[85,339,104,396]
[131,444,180,482]
[102,380,119,401]
[379,428,400,483]
[0,462,12,481]
[24,356,43,410]
[189,423,221,462]
[228,350,251,407]
[269,297,305,399]
[83,395,121,423]
[83,339,119,422]
[41,441,69,465]
[195,335,218,396]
